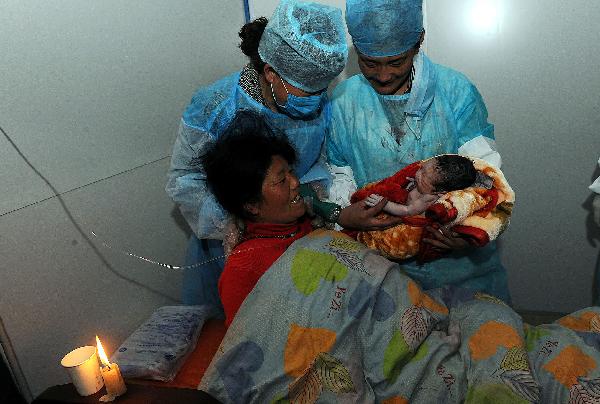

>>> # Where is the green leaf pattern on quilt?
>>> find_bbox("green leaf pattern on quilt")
[523,324,550,352]
[411,342,429,363]
[401,306,432,352]
[270,393,290,404]
[327,237,362,252]
[327,239,369,276]
[291,249,348,295]
[500,346,529,372]
[384,330,413,384]
[465,383,530,404]
[288,352,355,403]
[499,370,539,402]
[494,338,539,401]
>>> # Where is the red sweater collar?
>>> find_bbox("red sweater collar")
[244,218,307,240]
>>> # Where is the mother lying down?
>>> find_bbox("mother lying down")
[200,112,600,403]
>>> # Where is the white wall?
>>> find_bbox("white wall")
[0,0,245,400]
[424,0,600,312]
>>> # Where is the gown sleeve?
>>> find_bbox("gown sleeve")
[454,81,503,168]
[165,121,229,239]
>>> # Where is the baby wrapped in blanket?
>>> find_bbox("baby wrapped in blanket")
[350,155,514,262]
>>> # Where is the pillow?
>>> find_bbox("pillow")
[110,305,213,382]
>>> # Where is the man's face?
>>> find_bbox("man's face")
[357,47,419,95]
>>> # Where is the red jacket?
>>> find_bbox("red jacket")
[218,218,313,326]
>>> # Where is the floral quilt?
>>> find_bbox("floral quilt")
[200,230,600,403]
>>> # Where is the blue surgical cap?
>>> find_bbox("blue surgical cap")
[346,0,423,57]
[258,0,348,93]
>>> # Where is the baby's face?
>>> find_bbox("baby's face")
[415,160,442,194]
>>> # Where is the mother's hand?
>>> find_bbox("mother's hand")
[422,226,470,251]
[337,198,403,231]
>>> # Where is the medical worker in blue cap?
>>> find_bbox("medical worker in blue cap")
[327,0,510,301]
[166,0,355,315]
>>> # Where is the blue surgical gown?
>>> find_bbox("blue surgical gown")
[167,70,331,310]
[326,53,510,302]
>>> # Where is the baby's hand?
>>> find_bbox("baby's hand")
[365,193,385,207]
[406,193,439,215]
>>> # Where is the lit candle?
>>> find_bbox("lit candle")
[96,336,127,398]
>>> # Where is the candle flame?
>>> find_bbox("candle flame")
[95,335,111,367]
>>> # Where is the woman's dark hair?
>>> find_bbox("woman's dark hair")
[239,17,268,72]
[201,110,297,220]
[434,155,477,192]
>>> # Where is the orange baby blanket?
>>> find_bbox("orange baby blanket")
[353,156,514,263]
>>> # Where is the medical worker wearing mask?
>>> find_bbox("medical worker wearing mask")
[166,0,348,315]
[326,0,510,301]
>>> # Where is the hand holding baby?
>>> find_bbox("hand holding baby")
[365,188,439,216]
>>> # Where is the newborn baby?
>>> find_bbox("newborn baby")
[355,155,477,217]
[350,155,513,262]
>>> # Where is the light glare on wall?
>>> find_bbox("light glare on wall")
[467,0,501,35]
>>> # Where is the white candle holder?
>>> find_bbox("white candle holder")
[60,346,104,396]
